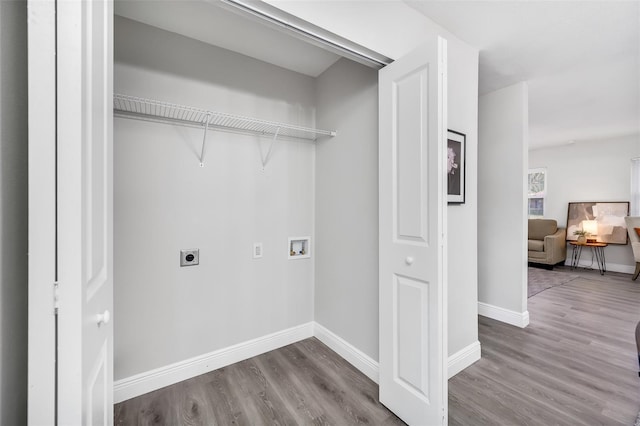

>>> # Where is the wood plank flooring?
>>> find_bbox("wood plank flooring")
[114,337,404,425]
[449,268,640,425]
[116,267,640,426]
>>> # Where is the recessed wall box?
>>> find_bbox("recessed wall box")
[288,237,310,260]
[180,249,199,266]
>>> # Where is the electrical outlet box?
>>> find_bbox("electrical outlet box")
[180,249,199,267]
[253,243,263,259]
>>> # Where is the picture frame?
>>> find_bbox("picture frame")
[447,130,466,204]
[566,201,630,245]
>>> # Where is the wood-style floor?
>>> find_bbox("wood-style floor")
[116,267,640,426]
[449,266,640,425]
[114,337,404,425]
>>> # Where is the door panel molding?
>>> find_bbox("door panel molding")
[56,0,114,423]
[379,38,447,426]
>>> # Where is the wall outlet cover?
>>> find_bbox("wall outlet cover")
[253,243,263,259]
[180,249,199,267]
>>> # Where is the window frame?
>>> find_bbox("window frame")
[632,158,640,216]
[528,167,547,219]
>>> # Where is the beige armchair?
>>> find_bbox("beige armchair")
[528,219,567,267]
[624,216,640,280]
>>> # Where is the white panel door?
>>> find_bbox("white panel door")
[379,38,447,426]
[56,0,114,424]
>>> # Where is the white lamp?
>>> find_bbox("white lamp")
[582,220,598,243]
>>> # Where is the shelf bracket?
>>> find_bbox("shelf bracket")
[199,113,212,167]
[260,126,280,170]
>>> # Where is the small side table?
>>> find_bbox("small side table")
[569,241,608,275]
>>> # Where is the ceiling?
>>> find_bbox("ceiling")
[114,0,342,77]
[405,0,640,149]
[116,0,639,150]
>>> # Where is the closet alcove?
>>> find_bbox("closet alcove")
[113,0,383,401]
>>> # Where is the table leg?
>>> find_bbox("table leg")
[571,244,582,269]
[593,246,606,275]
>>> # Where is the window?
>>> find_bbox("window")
[632,158,640,216]
[528,168,546,218]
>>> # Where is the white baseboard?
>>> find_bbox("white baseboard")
[313,322,380,384]
[563,260,635,274]
[447,341,481,379]
[115,321,484,404]
[113,322,314,403]
[313,323,482,384]
[478,302,529,328]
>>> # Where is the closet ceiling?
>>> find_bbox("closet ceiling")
[114,0,342,77]
[406,0,640,149]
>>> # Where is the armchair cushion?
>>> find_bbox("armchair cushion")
[529,219,559,241]
[528,240,544,252]
[527,219,566,266]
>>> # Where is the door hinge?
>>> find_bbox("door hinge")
[53,281,59,314]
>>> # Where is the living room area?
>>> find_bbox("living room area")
[462,0,640,421]
[527,137,640,290]
[451,136,640,424]
[528,136,639,274]
[482,137,640,424]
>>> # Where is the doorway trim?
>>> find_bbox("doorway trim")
[27,0,58,423]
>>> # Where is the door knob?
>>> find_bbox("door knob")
[96,310,111,326]
[405,256,414,265]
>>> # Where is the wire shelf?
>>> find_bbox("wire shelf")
[113,94,336,141]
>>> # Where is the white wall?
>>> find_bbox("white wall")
[115,3,481,382]
[315,58,379,359]
[478,82,529,325]
[0,0,28,423]
[446,39,480,358]
[529,134,640,273]
[305,4,481,365]
[114,17,316,379]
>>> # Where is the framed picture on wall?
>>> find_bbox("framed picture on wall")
[566,201,630,245]
[447,130,466,204]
